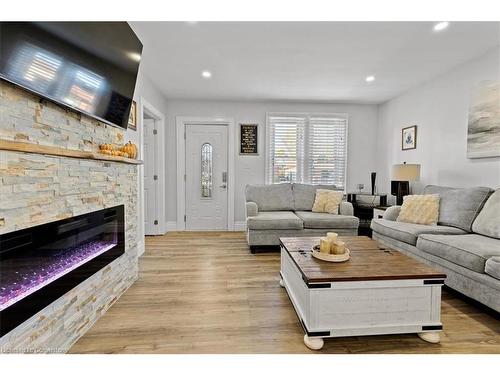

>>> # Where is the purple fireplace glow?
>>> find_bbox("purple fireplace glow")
[0,205,125,337]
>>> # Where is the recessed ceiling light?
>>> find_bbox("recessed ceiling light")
[201,71,212,79]
[433,22,449,32]
[365,75,375,83]
[126,52,141,62]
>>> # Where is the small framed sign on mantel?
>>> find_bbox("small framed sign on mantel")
[239,123,258,155]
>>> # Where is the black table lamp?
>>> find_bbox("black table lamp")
[391,163,420,205]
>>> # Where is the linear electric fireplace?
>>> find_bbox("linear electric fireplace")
[0,205,125,337]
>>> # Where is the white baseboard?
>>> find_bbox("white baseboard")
[167,221,245,231]
[166,221,178,232]
[234,221,246,231]
[137,239,145,257]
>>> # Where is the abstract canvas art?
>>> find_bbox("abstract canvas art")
[467,81,500,158]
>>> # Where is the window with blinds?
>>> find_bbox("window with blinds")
[266,113,347,189]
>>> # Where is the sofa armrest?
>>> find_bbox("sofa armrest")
[246,201,259,217]
[383,206,401,221]
[339,201,354,216]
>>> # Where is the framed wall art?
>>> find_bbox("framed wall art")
[402,125,417,150]
[239,123,258,155]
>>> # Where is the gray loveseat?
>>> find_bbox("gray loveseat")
[371,185,500,313]
[245,183,359,251]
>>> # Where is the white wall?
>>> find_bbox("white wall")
[164,100,379,224]
[126,67,169,250]
[377,47,500,199]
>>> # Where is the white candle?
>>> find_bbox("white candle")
[320,237,331,253]
[327,232,338,242]
[332,241,346,255]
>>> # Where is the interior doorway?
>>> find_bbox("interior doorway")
[141,99,166,236]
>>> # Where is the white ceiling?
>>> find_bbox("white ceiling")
[130,22,499,104]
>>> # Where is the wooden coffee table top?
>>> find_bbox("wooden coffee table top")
[280,236,446,283]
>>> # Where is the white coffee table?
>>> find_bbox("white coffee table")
[279,236,445,350]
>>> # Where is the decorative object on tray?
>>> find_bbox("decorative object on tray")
[128,100,137,131]
[356,183,364,193]
[312,232,350,262]
[402,125,417,150]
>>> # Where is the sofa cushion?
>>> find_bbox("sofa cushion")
[417,234,500,274]
[247,211,303,230]
[292,183,337,211]
[485,257,500,280]
[245,183,294,211]
[371,218,467,246]
[472,188,500,239]
[295,211,359,229]
[423,185,493,231]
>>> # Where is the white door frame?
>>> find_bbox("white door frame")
[176,116,235,231]
[140,97,167,235]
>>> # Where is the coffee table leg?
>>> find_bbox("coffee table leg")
[417,332,440,344]
[304,335,324,350]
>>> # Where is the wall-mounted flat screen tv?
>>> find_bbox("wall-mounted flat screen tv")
[0,22,143,129]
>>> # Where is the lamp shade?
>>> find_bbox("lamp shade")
[392,163,420,181]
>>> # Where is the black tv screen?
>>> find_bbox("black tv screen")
[0,22,142,129]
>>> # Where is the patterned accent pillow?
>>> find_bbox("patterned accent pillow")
[312,189,344,214]
[397,194,440,225]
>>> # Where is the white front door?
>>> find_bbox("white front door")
[144,118,158,235]
[185,124,228,230]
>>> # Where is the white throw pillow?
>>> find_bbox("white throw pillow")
[397,194,440,225]
[312,189,343,214]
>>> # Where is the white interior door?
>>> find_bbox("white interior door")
[144,118,158,235]
[185,124,228,230]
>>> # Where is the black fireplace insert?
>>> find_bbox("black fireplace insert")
[0,205,125,337]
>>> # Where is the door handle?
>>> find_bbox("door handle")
[220,171,228,188]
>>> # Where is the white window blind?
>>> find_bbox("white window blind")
[266,113,347,189]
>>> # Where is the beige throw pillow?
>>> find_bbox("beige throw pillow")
[397,194,440,225]
[312,189,343,214]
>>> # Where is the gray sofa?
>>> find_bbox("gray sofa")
[371,185,500,313]
[245,183,359,251]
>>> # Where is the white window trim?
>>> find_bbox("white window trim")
[265,112,349,191]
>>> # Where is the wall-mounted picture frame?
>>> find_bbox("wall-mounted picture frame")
[128,100,137,131]
[467,81,500,158]
[239,123,258,155]
[402,125,417,150]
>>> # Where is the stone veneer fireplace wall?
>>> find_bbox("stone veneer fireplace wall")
[0,80,139,353]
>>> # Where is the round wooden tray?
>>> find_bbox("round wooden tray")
[311,247,350,262]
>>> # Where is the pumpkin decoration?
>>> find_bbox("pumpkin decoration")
[99,143,115,151]
[121,141,137,159]
[99,142,135,159]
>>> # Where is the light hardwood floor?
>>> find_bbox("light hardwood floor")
[70,232,500,354]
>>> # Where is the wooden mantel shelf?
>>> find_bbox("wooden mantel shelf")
[0,139,143,165]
